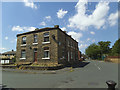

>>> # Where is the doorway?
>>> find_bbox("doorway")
[34,48,37,62]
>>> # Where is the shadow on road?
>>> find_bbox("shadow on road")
[66,61,90,68]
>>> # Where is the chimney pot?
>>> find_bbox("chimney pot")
[54,25,59,28]
[64,31,67,33]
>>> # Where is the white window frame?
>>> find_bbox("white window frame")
[34,34,38,43]
[42,49,50,59]
[21,44,26,46]
[22,36,26,44]
[21,50,26,59]
[42,41,50,44]
[33,43,38,45]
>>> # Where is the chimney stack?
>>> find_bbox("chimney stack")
[64,31,67,33]
[54,25,59,28]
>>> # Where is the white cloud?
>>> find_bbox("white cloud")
[24,0,37,9]
[90,31,95,35]
[0,48,6,50]
[5,36,8,40]
[10,39,17,43]
[67,31,82,42]
[61,27,66,31]
[79,44,88,49]
[0,47,7,53]
[40,21,46,26]
[57,9,68,19]
[87,38,90,41]
[68,0,109,30]
[45,16,51,20]
[108,11,118,26]
[12,26,36,32]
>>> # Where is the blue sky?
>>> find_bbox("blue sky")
[1,0,118,53]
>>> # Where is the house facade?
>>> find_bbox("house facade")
[16,25,79,65]
[0,50,16,64]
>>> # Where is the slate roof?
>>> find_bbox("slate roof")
[2,51,16,55]
[16,25,78,43]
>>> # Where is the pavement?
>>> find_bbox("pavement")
[1,59,118,88]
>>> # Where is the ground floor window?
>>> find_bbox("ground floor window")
[21,50,26,58]
[44,47,49,58]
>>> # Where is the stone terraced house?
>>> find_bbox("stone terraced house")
[16,25,79,65]
[0,50,16,64]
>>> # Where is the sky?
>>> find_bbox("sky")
[1,0,119,53]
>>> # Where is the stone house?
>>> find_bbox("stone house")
[0,50,16,64]
[16,25,79,65]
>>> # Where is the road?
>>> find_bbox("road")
[2,60,118,88]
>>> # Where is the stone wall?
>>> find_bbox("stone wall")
[57,29,79,65]
[105,56,120,63]
[16,27,79,65]
[16,29,58,65]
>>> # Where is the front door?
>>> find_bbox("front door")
[34,49,37,62]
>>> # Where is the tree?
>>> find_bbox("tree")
[111,39,120,56]
[85,43,101,59]
[98,41,111,56]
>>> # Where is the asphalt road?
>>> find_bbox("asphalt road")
[2,60,118,88]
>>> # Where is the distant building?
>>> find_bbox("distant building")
[16,25,79,65]
[105,56,120,63]
[0,50,16,64]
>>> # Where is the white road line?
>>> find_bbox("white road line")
[94,63,101,70]
[98,67,101,70]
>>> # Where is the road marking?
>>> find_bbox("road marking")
[94,63,101,70]
[98,67,101,70]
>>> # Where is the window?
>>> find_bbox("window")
[34,34,38,43]
[68,40,70,46]
[22,36,26,44]
[44,32,49,42]
[71,51,73,59]
[71,42,72,47]
[21,50,26,58]
[43,47,49,58]
[62,48,65,58]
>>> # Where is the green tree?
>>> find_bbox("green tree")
[98,41,111,56]
[85,43,101,59]
[111,39,120,56]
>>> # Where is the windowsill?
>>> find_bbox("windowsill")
[20,58,26,60]
[42,42,50,44]
[21,44,26,46]
[33,43,38,45]
[42,58,50,60]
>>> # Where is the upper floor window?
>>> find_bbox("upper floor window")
[44,32,49,42]
[68,40,70,46]
[21,50,26,58]
[71,42,72,47]
[34,34,38,43]
[22,36,26,44]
